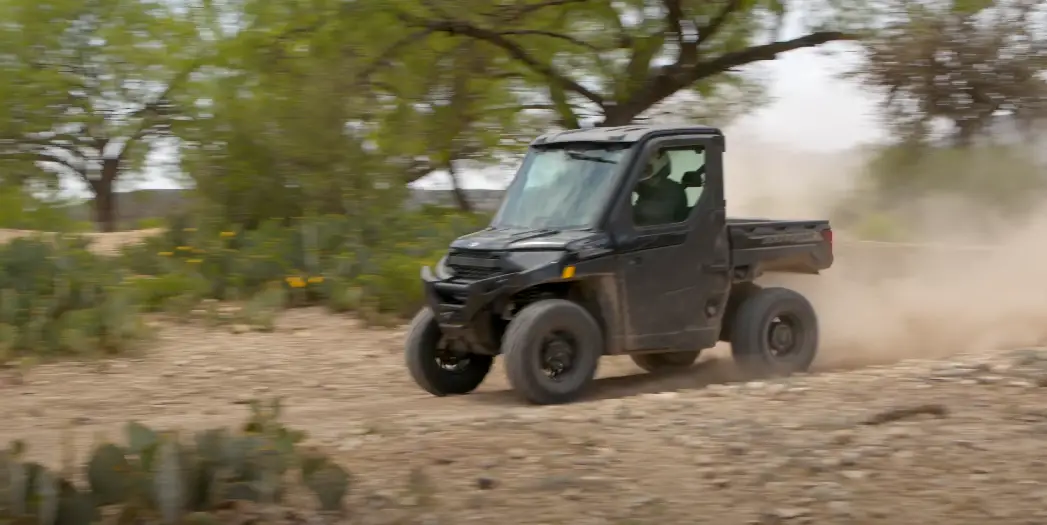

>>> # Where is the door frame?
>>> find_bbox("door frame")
[605,133,728,352]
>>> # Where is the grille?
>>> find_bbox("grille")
[447,250,503,281]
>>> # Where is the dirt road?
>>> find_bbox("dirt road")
[5,309,1047,524]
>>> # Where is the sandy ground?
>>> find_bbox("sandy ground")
[4,308,1047,525]
[0,227,163,255]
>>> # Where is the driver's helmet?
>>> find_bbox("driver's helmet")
[639,150,672,184]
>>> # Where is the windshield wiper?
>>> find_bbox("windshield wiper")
[565,151,617,164]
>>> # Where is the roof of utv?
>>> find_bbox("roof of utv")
[531,124,723,146]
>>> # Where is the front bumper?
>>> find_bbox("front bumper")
[421,263,562,340]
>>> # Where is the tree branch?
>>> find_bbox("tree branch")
[32,149,86,177]
[686,31,854,80]
[397,13,606,107]
[112,57,204,162]
[606,31,853,126]
[498,30,603,52]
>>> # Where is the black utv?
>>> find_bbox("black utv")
[405,124,834,405]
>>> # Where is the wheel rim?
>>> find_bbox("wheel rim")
[540,330,578,381]
[434,337,472,373]
[766,314,800,357]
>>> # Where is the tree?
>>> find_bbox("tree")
[853,0,1047,145]
[177,1,413,227]
[368,38,552,209]
[366,0,858,129]
[0,0,207,231]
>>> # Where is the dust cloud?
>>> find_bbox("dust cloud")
[721,133,1047,370]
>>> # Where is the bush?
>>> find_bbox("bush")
[116,209,489,325]
[855,143,1047,216]
[0,234,151,363]
[0,204,490,358]
[0,398,351,524]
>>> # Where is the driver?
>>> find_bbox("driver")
[633,149,688,226]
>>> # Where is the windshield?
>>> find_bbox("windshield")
[492,144,631,230]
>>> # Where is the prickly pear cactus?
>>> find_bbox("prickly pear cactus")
[54,477,96,525]
[86,443,131,506]
[126,421,159,458]
[4,397,342,523]
[32,467,58,525]
[0,445,26,517]
[153,438,184,525]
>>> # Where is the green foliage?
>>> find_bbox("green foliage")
[0,0,215,231]
[0,398,350,523]
[0,197,488,359]
[852,0,1047,144]
[0,234,151,362]
[0,188,85,233]
[835,143,1047,237]
[358,0,861,128]
[116,209,488,324]
[865,144,1047,213]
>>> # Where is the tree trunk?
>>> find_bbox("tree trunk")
[90,159,120,232]
[446,162,473,212]
[599,106,643,127]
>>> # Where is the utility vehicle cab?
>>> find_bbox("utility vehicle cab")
[406,125,833,405]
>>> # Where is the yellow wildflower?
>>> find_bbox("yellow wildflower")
[158,251,173,256]
[307,276,324,284]
[176,246,192,251]
[186,259,202,264]
[285,276,306,288]
[220,231,236,238]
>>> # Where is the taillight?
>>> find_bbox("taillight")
[822,229,833,245]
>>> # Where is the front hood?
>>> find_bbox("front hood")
[450,228,606,252]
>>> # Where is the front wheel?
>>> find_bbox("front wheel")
[405,308,493,396]
[729,287,818,378]
[502,299,603,405]
[630,350,701,373]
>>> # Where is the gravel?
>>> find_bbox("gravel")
[4,309,1047,524]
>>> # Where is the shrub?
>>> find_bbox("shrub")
[0,188,86,233]
[117,209,490,323]
[0,398,351,524]
[0,235,150,362]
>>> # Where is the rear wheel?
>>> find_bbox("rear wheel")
[729,287,818,378]
[630,350,701,373]
[405,308,493,396]
[502,299,603,405]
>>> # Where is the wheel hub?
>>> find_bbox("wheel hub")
[435,338,471,372]
[768,318,796,355]
[542,336,576,379]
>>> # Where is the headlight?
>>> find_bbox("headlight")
[505,251,564,271]
[434,255,453,280]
